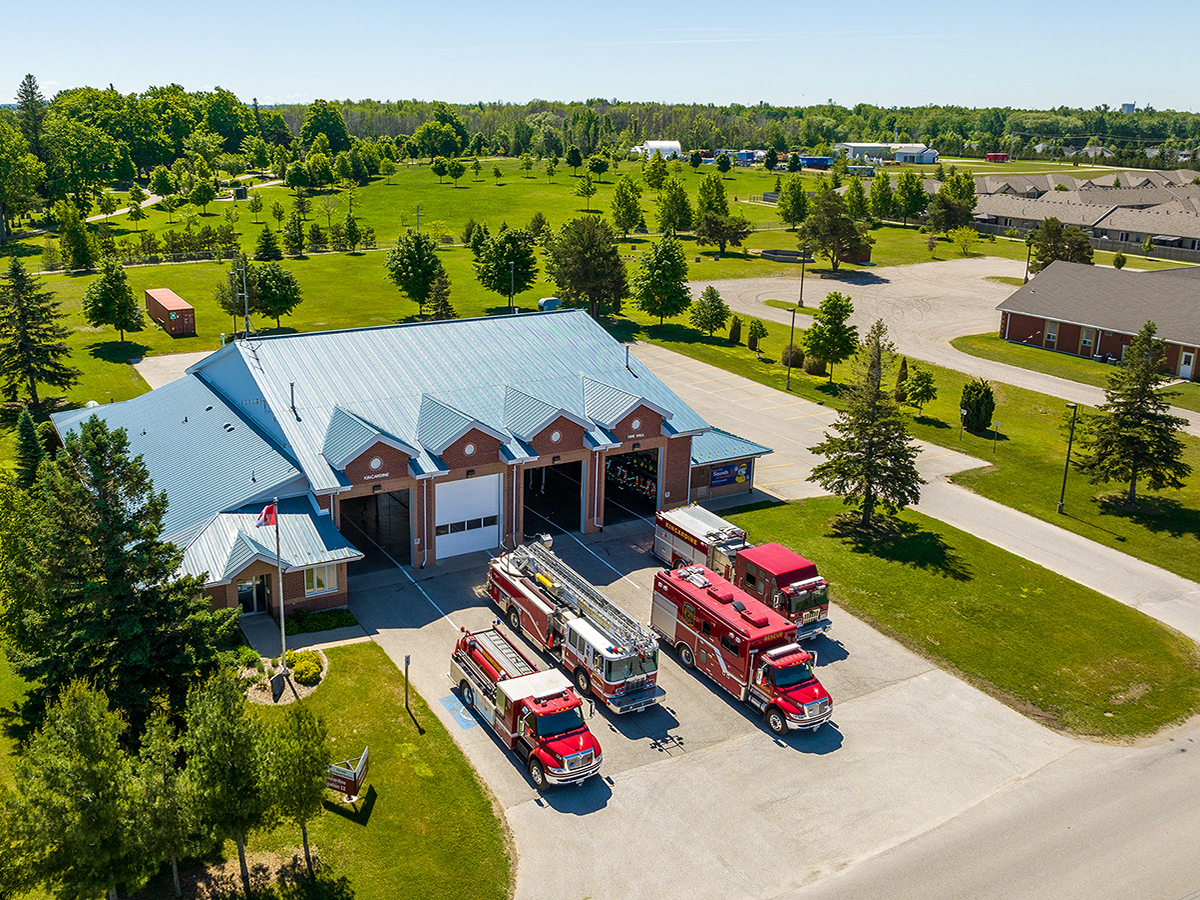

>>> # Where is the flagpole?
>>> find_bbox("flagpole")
[276,496,287,675]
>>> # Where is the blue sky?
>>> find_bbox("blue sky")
[4,0,1197,112]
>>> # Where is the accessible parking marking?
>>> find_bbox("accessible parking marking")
[439,694,479,729]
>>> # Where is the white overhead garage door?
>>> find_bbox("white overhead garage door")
[435,475,501,558]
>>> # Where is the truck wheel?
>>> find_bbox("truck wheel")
[676,642,695,668]
[528,757,547,790]
[574,668,591,697]
[672,557,686,570]
[459,681,475,709]
[508,607,521,634]
[766,707,787,736]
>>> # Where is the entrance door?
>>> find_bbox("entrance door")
[238,574,268,615]
[435,475,501,558]
[1182,350,1195,380]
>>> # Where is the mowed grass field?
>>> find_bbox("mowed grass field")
[726,497,1200,738]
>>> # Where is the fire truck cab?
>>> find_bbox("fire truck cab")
[734,543,831,641]
[450,625,603,788]
[653,505,750,579]
[650,565,833,734]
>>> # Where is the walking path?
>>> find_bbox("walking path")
[690,258,1200,436]
[632,343,1200,641]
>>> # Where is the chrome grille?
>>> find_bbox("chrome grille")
[566,749,594,770]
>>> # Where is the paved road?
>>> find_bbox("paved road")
[691,259,1200,436]
[633,343,1200,642]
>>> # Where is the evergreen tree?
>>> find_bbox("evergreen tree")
[1028,217,1094,273]
[609,174,643,237]
[426,268,458,320]
[253,225,280,260]
[632,235,691,324]
[807,319,925,530]
[55,201,96,271]
[747,318,768,352]
[764,148,779,171]
[0,259,79,409]
[183,671,275,896]
[1077,322,1191,504]
[689,285,731,336]
[13,682,149,900]
[263,706,332,876]
[894,356,909,402]
[565,144,583,175]
[542,215,628,320]
[282,210,305,256]
[803,291,859,381]
[14,407,43,491]
[0,416,236,734]
[15,74,48,161]
[137,707,205,900]
[343,211,361,252]
[81,257,142,342]
[960,378,996,433]
[729,315,742,344]
[384,230,444,315]
[689,150,703,173]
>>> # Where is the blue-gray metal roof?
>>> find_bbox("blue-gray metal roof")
[51,376,304,543]
[321,406,417,469]
[503,386,588,440]
[180,497,363,584]
[188,310,712,492]
[690,428,773,466]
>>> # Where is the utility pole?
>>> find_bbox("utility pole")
[1057,403,1078,513]
[509,259,515,314]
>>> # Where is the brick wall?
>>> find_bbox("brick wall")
[202,560,348,620]
[611,405,663,443]
[343,440,411,485]
[661,436,693,509]
[529,416,588,456]
[441,428,504,470]
[1003,312,1046,346]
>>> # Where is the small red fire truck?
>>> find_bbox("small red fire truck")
[654,506,832,640]
[450,624,603,788]
[650,565,833,735]
[488,537,665,714]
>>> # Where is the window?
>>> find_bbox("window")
[1081,329,1095,353]
[745,571,758,589]
[700,619,711,637]
[720,634,740,656]
[630,418,641,431]
[550,430,561,443]
[370,457,383,470]
[305,565,336,596]
[463,443,476,456]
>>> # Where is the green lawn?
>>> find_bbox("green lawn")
[725,497,1200,738]
[951,332,1200,413]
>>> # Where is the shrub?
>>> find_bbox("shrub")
[729,315,742,344]
[291,651,323,685]
[747,318,768,352]
[961,377,996,433]
[1113,250,1127,270]
[781,344,805,368]
[302,609,358,632]
[237,645,261,669]
[803,356,827,376]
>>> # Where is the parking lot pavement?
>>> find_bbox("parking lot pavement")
[348,522,1080,900]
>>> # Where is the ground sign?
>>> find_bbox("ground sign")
[327,746,369,798]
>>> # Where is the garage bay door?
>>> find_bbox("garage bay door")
[435,475,501,558]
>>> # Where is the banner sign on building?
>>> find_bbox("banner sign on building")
[710,462,749,488]
[327,746,369,798]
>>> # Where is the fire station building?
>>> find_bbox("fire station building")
[52,310,768,620]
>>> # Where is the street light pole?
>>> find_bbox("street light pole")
[509,260,515,314]
[1023,234,1033,283]
[1057,403,1078,514]
[786,304,797,390]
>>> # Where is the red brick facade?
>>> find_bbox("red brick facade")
[529,416,588,456]
[611,405,663,443]
[204,559,348,621]
[1002,312,1198,378]
[441,428,504,470]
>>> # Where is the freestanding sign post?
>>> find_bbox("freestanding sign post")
[327,746,370,801]
[404,655,410,710]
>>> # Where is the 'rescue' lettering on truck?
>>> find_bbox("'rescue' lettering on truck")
[650,564,833,735]
[654,506,832,640]
[450,625,603,788]
[488,536,665,714]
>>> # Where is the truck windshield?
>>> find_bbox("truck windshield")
[773,663,814,689]
[536,707,584,738]
[789,584,828,614]
[605,650,659,683]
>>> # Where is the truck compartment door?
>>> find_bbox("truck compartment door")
[650,592,678,637]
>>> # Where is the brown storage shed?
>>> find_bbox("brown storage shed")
[145,289,196,336]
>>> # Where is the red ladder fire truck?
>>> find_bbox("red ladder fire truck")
[488,537,665,714]
[650,564,833,735]
[654,506,832,640]
[450,624,603,788]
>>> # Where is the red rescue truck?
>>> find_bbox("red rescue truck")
[450,624,603,788]
[654,506,832,640]
[488,537,665,714]
[650,565,833,735]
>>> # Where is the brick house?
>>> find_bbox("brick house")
[52,311,768,621]
[996,261,1200,380]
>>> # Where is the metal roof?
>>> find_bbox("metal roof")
[188,310,710,492]
[322,406,417,469]
[51,376,304,543]
[690,428,773,466]
[180,497,363,585]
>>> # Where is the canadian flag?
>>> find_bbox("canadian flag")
[255,503,277,528]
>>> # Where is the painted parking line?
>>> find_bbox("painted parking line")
[439,694,479,730]
[785,411,834,420]
[760,477,812,487]
[754,402,810,411]
[683,374,739,386]
[731,394,778,403]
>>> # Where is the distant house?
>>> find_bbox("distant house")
[631,140,682,159]
[893,144,939,164]
[835,142,939,164]
[996,261,1199,379]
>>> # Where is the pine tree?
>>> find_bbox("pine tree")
[1077,322,1191,504]
[807,320,925,530]
[253,226,280,262]
[15,74,48,161]
[81,257,143,342]
[282,211,305,256]
[960,378,995,433]
[729,315,742,344]
[0,259,80,409]
[14,407,43,490]
[894,356,909,402]
[426,268,458,320]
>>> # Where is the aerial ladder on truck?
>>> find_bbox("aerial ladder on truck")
[488,536,666,713]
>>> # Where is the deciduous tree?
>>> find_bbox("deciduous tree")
[384,230,443,314]
[81,257,142,341]
[632,234,690,324]
[565,144,583,175]
[904,365,937,412]
[947,225,979,255]
[644,149,668,192]
[474,227,538,306]
[0,120,45,243]
[447,157,466,186]
[543,215,628,320]
[776,177,809,229]
[1028,216,1095,273]
[869,169,894,220]
[715,152,732,175]
[574,171,598,210]
[0,259,79,410]
[689,285,730,336]
[656,177,692,235]
[609,174,643,236]
[807,319,924,530]
[798,190,873,272]
[282,210,305,256]
[894,169,928,224]
[1077,322,1191,504]
[844,176,869,220]
[802,291,858,381]
[257,261,303,327]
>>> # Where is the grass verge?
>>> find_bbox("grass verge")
[725,497,1200,738]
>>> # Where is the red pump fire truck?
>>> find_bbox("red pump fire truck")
[450,624,603,788]
[650,564,833,735]
[654,506,832,641]
[488,537,665,714]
